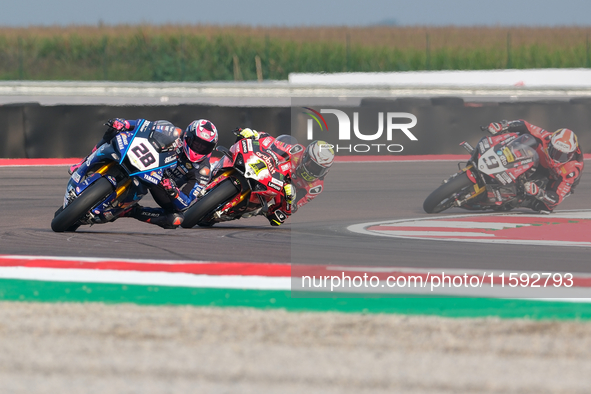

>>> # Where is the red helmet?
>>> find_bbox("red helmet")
[547,128,578,166]
[183,119,218,162]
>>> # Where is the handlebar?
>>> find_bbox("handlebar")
[216,146,233,161]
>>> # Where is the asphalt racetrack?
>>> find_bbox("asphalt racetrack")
[3,159,591,394]
[2,160,590,273]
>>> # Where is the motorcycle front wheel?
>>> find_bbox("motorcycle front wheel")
[181,179,239,228]
[51,177,114,232]
[423,173,475,214]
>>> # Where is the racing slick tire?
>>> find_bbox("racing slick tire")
[51,177,114,232]
[423,172,475,214]
[53,206,81,232]
[181,180,239,228]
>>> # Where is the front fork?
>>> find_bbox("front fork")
[198,169,251,218]
[93,162,134,202]
[454,164,486,206]
[72,162,134,217]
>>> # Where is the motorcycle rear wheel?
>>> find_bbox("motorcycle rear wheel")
[51,177,114,232]
[181,180,239,228]
[423,173,475,214]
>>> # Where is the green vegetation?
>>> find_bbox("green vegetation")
[0,26,590,81]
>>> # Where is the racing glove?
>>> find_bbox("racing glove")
[483,120,509,135]
[284,184,296,205]
[103,118,132,142]
[238,128,259,140]
[268,209,287,226]
[105,118,131,132]
[161,178,180,199]
[524,181,543,199]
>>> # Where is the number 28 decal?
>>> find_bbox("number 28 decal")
[131,143,156,167]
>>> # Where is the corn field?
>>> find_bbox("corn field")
[0,25,590,81]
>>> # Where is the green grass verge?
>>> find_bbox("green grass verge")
[1,279,591,320]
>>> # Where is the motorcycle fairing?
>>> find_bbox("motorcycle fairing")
[115,120,178,184]
[62,119,179,225]
[194,137,293,224]
[476,133,539,185]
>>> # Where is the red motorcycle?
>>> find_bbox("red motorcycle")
[423,132,541,213]
[181,133,293,228]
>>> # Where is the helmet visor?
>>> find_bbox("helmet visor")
[302,156,330,179]
[548,145,572,164]
[189,137,216,156]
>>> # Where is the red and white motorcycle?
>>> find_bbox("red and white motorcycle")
[423,132,542,213]
[181,132,293,227]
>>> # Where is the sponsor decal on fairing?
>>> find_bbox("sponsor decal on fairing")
[241,140,249,152]
[255,152,276,174]
[116,135,126,151]
[269,177,284,188]
[142,174,159,184]
[149,171,163,181]
[280,163,291,172]
[261,137,273,149]
[495,174,508,185]
[267,181,282,192]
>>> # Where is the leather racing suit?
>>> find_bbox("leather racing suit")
[286,143,326,214]
[491,120,584,211]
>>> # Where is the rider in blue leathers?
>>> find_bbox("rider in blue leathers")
[70,118,218,228]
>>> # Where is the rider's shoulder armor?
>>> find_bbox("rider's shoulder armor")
[294,177,324,195]
[561,160,583,179]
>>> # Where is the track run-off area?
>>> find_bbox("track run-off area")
[5,80,591,393]
[3,155,591,393]
[2,156,591,318]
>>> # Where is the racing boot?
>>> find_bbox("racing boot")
[123,205,184,229]
[520,198,552,214]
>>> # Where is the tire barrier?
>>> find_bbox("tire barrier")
[0,104,290,158]
[1,100,590,158]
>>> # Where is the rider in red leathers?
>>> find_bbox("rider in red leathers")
[288,138,334,212]
[485,119,584,212]
[233,128,335,226]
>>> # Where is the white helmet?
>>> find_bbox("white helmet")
[548,128,578,165]
[296,140,335,181]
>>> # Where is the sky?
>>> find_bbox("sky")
[2,0,591,27]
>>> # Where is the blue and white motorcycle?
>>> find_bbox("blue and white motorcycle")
[51,119,179,232]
